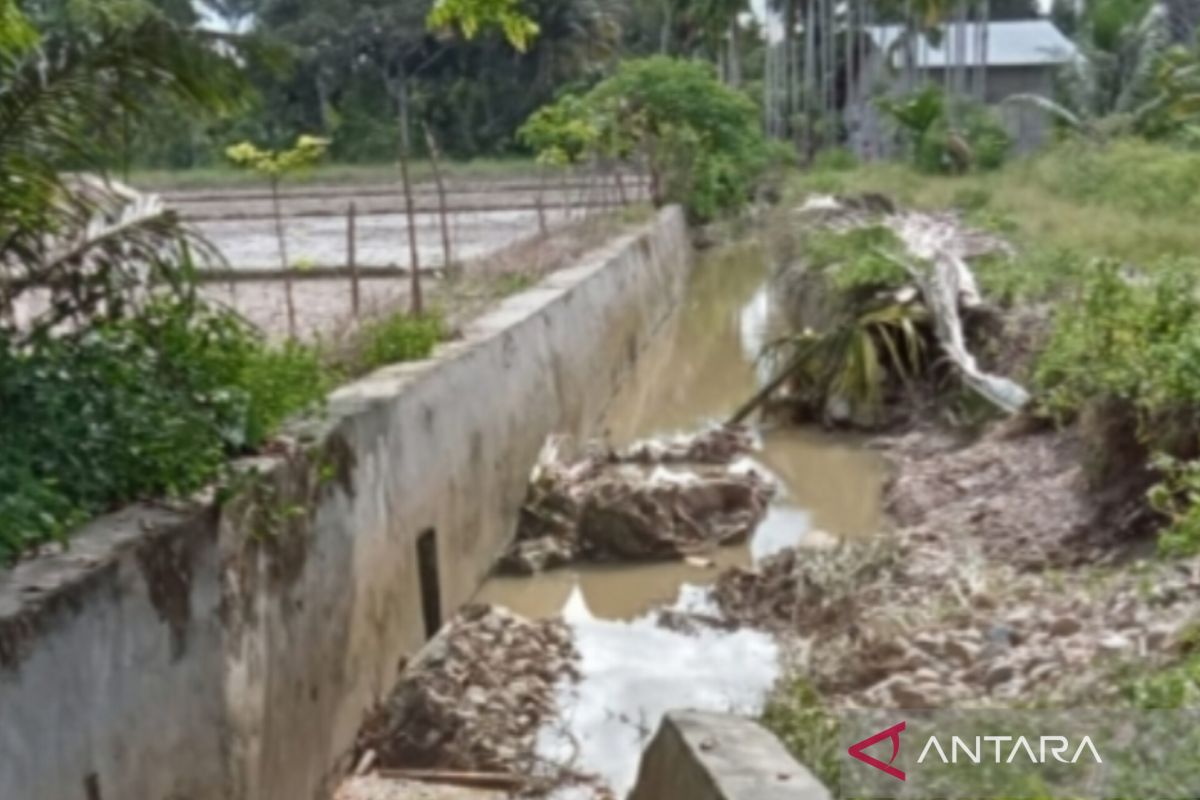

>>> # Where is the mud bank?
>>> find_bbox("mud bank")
[710,196,1200,722]
[0,208,692,800]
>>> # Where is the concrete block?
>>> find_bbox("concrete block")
[628,711,832,800]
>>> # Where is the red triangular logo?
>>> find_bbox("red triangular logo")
[848,720,906,781]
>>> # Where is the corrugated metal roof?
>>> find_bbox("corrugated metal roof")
[868,20,1079,68]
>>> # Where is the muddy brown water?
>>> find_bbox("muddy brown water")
[474,234,886,621]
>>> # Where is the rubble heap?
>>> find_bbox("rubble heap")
[502,426,776,574]
[355,605,578,776]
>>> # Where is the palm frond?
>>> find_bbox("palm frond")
[1003,93,1086,130]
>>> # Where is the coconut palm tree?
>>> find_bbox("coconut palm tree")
[1007,0,1173,135]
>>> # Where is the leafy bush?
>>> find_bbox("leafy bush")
[1148,454,1200,557]
[1034,259,1200,429]
[0,300,328,563]
[881,86,1012,174]
[360,312,445,369]
[519,57,771,220]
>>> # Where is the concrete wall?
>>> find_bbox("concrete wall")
[629,712,831,800]
[0,207,692,800]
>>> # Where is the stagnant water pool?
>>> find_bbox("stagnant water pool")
[471,233,887,796]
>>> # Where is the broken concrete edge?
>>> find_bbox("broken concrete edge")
[0,205,691,800]
[629,711,832,800]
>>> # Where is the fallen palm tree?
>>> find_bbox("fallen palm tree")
[733,196,1028,427]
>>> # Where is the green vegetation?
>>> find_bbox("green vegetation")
[1123,650,1200,707]
[878,86,1013,174]
[0,300,329,562]
[761,677,841,788]
[226,134,331,338]
[793,137,1200,557]
[0,1,452,563]
[519,57,774,219]
[359,312,446,369]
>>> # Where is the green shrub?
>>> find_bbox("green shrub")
[1148,454,1200,557]
[519,57,772,221]
[0,299,328,563]
[1034,259,1200,428]
[361,312,445,369]
[881,86,1011,174]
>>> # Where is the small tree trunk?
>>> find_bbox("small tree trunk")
[978,0,990,103]
[270,177,296,339]
[422,123,453,272]
[728,17,742,87]
[560,166,571,218]
[397,130,423,316]
[347,201,360,319]
[535,166,548,234]
[804,0,817,160]
[613,164,628,205]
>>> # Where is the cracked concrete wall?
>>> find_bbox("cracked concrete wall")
[0,207,692,800]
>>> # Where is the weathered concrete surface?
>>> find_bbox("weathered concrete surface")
[0,207,692,800]
[628,711,831,800]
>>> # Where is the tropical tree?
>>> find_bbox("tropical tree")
[0,0,245,343]
[225,135,330,338]
[520,56,771,219]
[1008,0,1173,135]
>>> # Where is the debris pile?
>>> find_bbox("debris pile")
[711,425,1200,709]
[354,605,578,777]
[502,427,775,574]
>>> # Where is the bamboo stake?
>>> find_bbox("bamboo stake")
[347,201,360,318]
[269,176,296,339]
[397,134,423,315]
[422,123,453,272]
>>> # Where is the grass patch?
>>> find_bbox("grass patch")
[788,141,1200,273]
[358,311,445,371]
[127,157,539,191]
[761,676,842,788]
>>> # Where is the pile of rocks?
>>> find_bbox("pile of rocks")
[355,605,578,776]
[501,427,775,573]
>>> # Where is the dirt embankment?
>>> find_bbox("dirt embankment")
[710,196,1200,712]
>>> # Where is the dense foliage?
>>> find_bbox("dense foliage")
[0,300,329,562]
[521,57,773,219]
